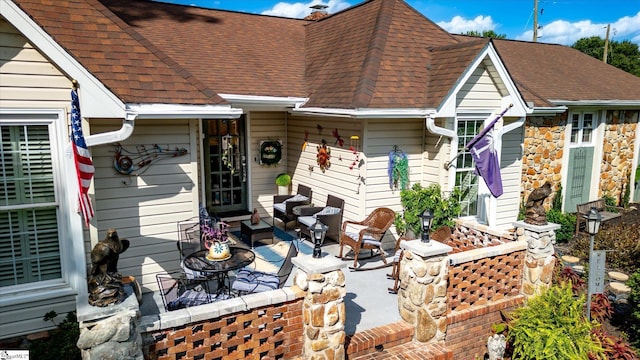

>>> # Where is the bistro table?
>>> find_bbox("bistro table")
[183,246,255,296]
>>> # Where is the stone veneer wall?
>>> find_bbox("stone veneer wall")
[601,110,638,202]
[521,113,567,210]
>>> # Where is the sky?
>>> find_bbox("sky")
[158,0,640,46]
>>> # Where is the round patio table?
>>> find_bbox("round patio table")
[183,246,255,296]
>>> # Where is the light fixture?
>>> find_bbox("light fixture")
[309,220,328,258]
[585,207,602,235]
[419,208,434,244]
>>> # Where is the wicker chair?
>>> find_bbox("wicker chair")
[387,226,452,293]
[338,207,395,268]
[273,184,312,230]
[297,195,345,243]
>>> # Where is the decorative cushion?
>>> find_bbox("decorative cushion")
[232,268,280,293]
[167,289,211,311]
[273,203,286,213]
[314,206,341,217]
[285,194,308,203]
[297,216,317,228]
[345,231,380,247]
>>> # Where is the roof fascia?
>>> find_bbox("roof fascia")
[127,104,243,119]
[529,106,568,115]
[290,107,436,119]
[1,0,125,118]
[218,94,308,111]
[436,42,529,118]
[550,100,640,108]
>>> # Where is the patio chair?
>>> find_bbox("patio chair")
[338,207,396,268]
[387,226,452,293]
[273,184,312,230]
[156,272,225,311]
[231,242,298,295]
[297,194,345,243]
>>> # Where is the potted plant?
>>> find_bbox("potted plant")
[275,173,291,195]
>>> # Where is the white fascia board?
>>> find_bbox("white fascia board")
[126,104,243,119]
[550,100,640,107]
[218,94,308,109]
[529,106,568,115]
[436,42,529,118]
[1,0,125,118]
[290,107,435,119]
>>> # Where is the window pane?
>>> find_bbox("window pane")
[0,124,61,287]
[455,117,484,217]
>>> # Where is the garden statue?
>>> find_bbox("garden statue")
[88,228,130,307]
[487,333,506,360]
[524,181,552,225]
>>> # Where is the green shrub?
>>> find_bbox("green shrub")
[602,192,617,207]
[569,223,640,274]
[394,183,461,236]
[275,173,291,186]
[628,271,640,350]
[546,208,576,243]
[30,311,81,360]
[507,283,604,359]
[622,171,631,208]
[552,183,563,211]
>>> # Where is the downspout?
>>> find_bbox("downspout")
[84,110,137,147]
[425,114,457,171]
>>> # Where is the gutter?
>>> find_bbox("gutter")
[549,100,640,107]
[291,107,434,119]
[85,111,136,147]
[425,112,456,138]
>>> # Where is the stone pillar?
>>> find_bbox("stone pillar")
[514,221,560,298]
[292,254,348,360]
[76,285,143,360]
[397,240,452,343]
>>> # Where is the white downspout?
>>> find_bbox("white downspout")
[85,110,137,147]
[425,113,456,139]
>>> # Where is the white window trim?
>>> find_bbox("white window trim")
[0,109,85,305]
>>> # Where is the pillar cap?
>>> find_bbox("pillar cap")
[513,220,561,232]
[400,239,452,258]
[293,254,347,274]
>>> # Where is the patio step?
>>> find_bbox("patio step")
[349,340,453,360]
[345,322,415,358]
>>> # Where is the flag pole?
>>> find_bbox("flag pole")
[444,104,513,170]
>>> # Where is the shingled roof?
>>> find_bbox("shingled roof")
[8,0,639,110]
[12,0,226,105]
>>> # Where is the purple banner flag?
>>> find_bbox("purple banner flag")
[465,106,511,198]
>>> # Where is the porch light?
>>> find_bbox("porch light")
[419,208,434,244]
[309,220,328,258]
[585,207,602,235]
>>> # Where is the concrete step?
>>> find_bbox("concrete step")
[349,338,453,360]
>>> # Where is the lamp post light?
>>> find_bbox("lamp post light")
[419,208,434,244]
[585,207,602,321]
[309,220,328,259]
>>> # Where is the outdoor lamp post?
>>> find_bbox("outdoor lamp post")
[585,207,602,321]
[309,220,328,259]
[419,208,434,244]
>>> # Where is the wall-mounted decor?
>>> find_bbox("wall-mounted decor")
[259,140,282,165]
[113,143,188,176]
[316,140,331,172]
[388,145,409,190]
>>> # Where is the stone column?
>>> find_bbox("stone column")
[514,221,560,298]
[397,240,452,343]
[292,254,347,360]
[76,285,143,360]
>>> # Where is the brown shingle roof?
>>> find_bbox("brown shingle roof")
[12,0,225,105]
[101,0,307,99]
[304,0,460,109]
[492,39,640,106]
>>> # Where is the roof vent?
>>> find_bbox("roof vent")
[305,4,329,20]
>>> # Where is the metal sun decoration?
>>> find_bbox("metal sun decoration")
[309,220,328,258]
[419,208,434,244]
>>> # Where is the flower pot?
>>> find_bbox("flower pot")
[278,185,289,195]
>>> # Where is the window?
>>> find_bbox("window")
[0,123,61,287]
[570,112,595,145]
[454,115,487,217]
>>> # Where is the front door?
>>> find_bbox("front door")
[565,111,596,212]
[203,117,247,216]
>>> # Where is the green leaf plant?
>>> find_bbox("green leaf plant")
[394,183,461,237]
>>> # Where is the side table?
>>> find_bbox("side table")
[241,219,274,248]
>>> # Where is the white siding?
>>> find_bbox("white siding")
[0,20,77,339]
[496,120,524,229]
[92,119,199,293]
[424,117,452,187]
[456,65,502,110]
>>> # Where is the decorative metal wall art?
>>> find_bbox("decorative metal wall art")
[113,143,188,175]
[388,145,409,190]
[258,140,282,165]
[316,140,331,172]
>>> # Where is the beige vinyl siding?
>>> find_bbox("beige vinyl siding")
[283,115,363,224]
[92,119,199,293]
[0,21,77,339]
[424,117,452,187]
[247,111,287,218]
[496,120,524,229]
[456,65,502,111]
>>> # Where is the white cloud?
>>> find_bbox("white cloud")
[436,15,498,34]
[261,0,351,18]
[516,11,640,46]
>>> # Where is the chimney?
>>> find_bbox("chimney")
[304,4,329,21]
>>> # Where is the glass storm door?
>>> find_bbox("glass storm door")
[565,112,596,212]
[203,118,247,215]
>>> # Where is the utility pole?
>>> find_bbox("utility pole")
[603,24,611,63]
[533,0,538,42]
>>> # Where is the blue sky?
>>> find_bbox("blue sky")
[158,0,640,46]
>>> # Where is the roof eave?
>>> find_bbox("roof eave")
[549,100,640,108]
[127,104,242,119]
[218,94,308,110]
[290,107,437,119]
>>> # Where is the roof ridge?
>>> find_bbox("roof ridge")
[93,0,225,103]
[430,38,488,52]
[351,0,397,108]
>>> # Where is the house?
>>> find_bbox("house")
[1,0,638,340]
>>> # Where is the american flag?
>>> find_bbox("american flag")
[71,88,95,226]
